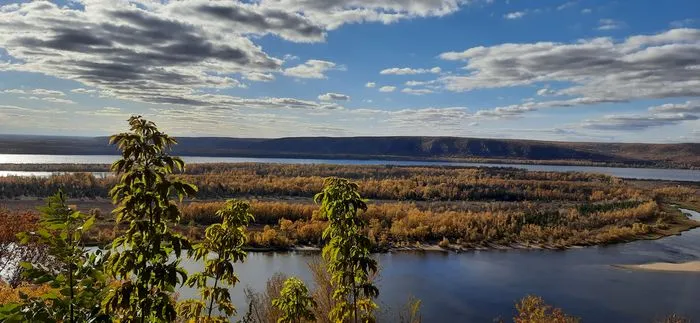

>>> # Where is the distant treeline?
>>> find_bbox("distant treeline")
[1,135,698,168]
[0,163,634,202]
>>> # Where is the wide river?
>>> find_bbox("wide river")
[176,210,700,322]
[2,154,700,320]
[1,154,699,182]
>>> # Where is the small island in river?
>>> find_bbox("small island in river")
[1,162,698,252]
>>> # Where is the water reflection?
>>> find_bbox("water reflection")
[0,154,698,181]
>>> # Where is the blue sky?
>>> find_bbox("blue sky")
[0,0,698,142]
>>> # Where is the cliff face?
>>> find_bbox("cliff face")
[0,135,697,168]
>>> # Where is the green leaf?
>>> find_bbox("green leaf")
[82,215,96,231]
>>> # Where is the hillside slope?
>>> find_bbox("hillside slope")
[0,135,697,168]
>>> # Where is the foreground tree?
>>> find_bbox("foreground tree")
[102,116,197,322]
[178,199,254,321]
[315,177,379,323]
[272,277,316,323]
[0,190,109,322]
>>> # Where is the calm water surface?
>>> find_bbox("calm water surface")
[1,154,698,182]
[176,210,700,323]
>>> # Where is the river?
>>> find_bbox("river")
[2,154,700,320]
[4,211,699,321]
[1,154,699,182]
[173,209,700,322]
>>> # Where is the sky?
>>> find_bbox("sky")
[0,0,699,143]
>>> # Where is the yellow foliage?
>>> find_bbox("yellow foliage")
[514,295,580,323]
[0,283,53,305]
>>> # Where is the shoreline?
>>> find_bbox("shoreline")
[615,261,700,273]
[249,211,700,254]
[613,208,700,273]
[0,157,696,170]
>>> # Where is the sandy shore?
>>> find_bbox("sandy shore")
[616,261,700,273]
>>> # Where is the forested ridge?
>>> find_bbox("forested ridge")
[1,134,698,168]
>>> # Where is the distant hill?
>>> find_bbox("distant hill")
[0,135,698,168]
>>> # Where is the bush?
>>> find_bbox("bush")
[514,295,579,323]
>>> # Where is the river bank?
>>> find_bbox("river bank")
[616,261,700,273]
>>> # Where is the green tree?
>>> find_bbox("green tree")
[178,199,254,322]
[102,116,197,322]
[315,177,379,323]
[272,277,316,323]
[0,190,109,322]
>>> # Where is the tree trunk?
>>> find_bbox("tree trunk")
[208,273,221,318]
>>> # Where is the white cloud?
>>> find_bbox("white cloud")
[318,92,350,101]
[365,82,376,88]
[1,89,26,94]
[0,0,461,114]
[379,86,397,92]
[476,105,537,118]
[402,88,434,95]
[164,1,328,43]
[406,80,427,86]
[3,88,65,96]
[385,107,471,129]
[581,113,699,130]
[347,106,471,129]
[0,3,19,13]
[245,72,276,82]
[0,1,281,107]
[581,8,592,14]
[438,29,700,111]
[258,0,470,30]
[283,59,340,79]
[76,106,129,117]
[504,11,526,19]
[474,97,625,119]
[30,89,65,96]
[71,88,98,94]
[21,96,75,104]
[536,87,555,96]
[557,2,576,11]
[597,19,624,31]
[0,104,32,116]
[649,101,700,113]
[380,67,442,75]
